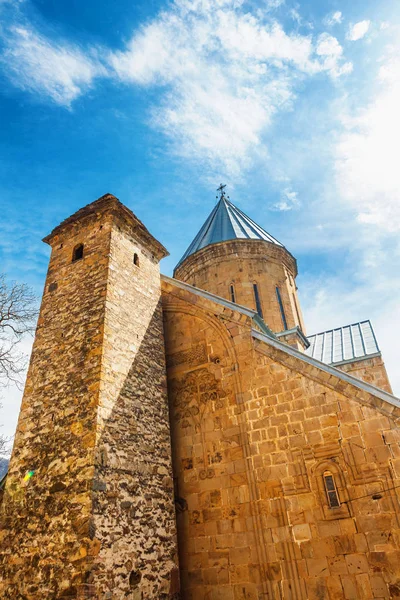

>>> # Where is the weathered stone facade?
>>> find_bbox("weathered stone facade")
[162,277,400,600]
[1,193,400,600]
[336,356,392,395]
[0,196,178,599]
[174,239,305,335]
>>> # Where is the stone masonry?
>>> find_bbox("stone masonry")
[162,276,400,600]
[0,195,178,599]
[1,192,400,600]
[174,239,305,335]
[336,356,392,395]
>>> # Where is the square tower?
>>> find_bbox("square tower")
[0,195,179,599]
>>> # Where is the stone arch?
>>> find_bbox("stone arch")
[162,299,276,598]
[312,458,351,520]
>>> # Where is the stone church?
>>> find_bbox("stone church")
[1,191,400,600]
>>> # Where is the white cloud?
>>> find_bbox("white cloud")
[0,0,352,176]
[265,0,285,9]
[289,8,301,25]
[301,260,400,397]
[109,2,352,177]
[1,25,105,106]
[324,11,343,27]
[335,57,400,231]
[272,187,300,211]
[315,33,353,78]
[347,20,371,42]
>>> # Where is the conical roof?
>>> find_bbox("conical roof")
[175,195,283,269]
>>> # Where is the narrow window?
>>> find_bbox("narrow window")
[230,284,236,303]
[134,253,140,267]
[253,283,263,319]
[293,293,302,327]
[324,473,340,508]
[276,286,288,330]
[72,244,84,262]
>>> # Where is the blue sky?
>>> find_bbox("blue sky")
[1,0,400,438]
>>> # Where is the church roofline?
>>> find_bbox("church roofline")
[329,352,382,368]
[43,193,169,259]
[276,326,310,349]
[175,194,289,271]
[173,237,298,279]
[162,273,400,411]
[161,274,275,338]
[306,320,380,365]
[253,329,400,411]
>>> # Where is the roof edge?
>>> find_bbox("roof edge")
[330,352,382,368]
[43,193,169,259]
[174,237,298,278]
[161,274,276,338]
[276,326,310,349]
[252,329,400,410]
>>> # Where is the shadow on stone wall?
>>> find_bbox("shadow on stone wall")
[1,303,179,600]
[86,301,179,600]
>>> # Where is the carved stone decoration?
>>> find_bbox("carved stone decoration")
[169,368,226,483]
[166,343,208,369]
[169,368,220,429]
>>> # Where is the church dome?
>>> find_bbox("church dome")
[175,191,284,270]
[173,188,305,337]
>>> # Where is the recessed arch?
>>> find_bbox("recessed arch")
[72,243,84,262]
[312,458,351,519]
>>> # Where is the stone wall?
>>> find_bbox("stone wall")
[173,239,306,335]
[162,277,400,600]
[336,355,393,394]
[0,200,111,599]
[0,195,178,599]
[92,209,179,598]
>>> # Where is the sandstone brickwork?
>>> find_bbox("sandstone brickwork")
[174,239,305,335]
[1,192,399,600]
[162,276,400,600]
[0,195,178,599]
[336,356,393,395]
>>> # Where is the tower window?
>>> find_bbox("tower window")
[72,244,84,262]
[323,472,340,508]
[276,286,288,330]
[230,284,236,303]
[134,253,140,267]
[293,293,302,328]
[253,283,263,319]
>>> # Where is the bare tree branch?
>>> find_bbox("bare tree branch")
[0,274,38,456]
[0,274,38,390]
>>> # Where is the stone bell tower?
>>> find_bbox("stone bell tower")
[174,187,307,349]
[0,194,179,599]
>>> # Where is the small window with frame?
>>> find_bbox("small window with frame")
[323,472,340,508]
[230,283,236,303]
[253,283,263,318]
[72,244,84,262]
[276,286,288,330]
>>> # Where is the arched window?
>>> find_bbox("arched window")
[72,244,84,262]
[253,283,263,318]
[230,283,236,303]
[276,286,288,330]
[323,472,340,508]
[134,253,140,267]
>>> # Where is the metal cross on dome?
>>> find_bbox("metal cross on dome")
[216,183,227,200]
